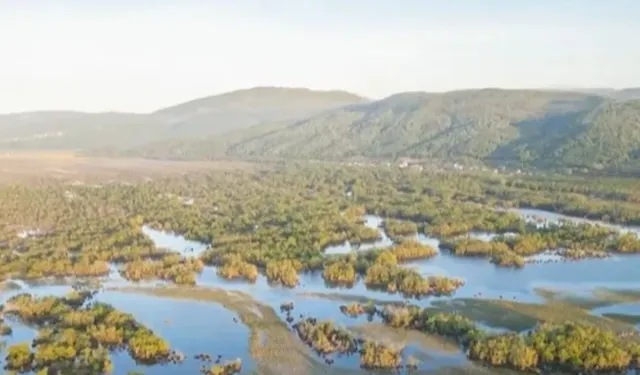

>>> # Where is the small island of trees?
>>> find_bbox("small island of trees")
[2,291,179,374]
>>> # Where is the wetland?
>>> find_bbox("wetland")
[2,161,640,374]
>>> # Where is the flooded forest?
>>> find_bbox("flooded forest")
[2,162,640,375]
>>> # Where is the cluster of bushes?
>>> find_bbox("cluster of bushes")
[469,323,640,373]
[6,161,640,292]
[217,255,258,282]
[322,249,463,297]
[390,240,438,262]
[359,341,402,370]
[265,259,302,287]
[424,210,525,238]
[3,292,175,373]
[293,319,359,355]
[121,255,203,285]
[438,218,640,267]
[293,318,403,370]
[372,303,640,374]
[322,261,357,286]
[207,358,242,375]
[364,256,463,298]
[378,306,483,346]
[339,303,376,318]
[382,219,418,239]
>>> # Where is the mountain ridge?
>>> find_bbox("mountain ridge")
[2,87,640,171]
[223,89,640,170]
[0,87,366,151]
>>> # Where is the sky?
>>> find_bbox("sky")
[1,0,639,113]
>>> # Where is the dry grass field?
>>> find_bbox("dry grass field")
[0,151,258,184]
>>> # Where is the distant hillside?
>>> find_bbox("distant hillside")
[613,88,640,101]
[3,87,640,171]
[222,90,583,160]
[547,87,640,101]
[221,89,640,170]
[114,89,640,171]
[153,87,367,136]
[0,87,366,151]
[0,112,168,150]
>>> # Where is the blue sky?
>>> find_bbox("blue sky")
[1,0,639,112]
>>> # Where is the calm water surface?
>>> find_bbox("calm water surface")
[3,208,640,374]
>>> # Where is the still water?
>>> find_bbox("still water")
[3,208,640,374]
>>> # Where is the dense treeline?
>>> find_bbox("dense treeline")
[265,259,302,287]
[469,323,640,373]
[372,304,640,373]
[441,220,640,264]
[322,261,357,287]
[219,90,640,171]
[122,255,204,285]
[323,249,464,297]
[3,160,640,372]
[390,240,438,262]
[382,219,417,240]
[216,255,258,282]
[339,303,376,319]
[2,290,178,374]
[2,163,640,288]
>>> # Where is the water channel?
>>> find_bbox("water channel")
[3,208,640,374]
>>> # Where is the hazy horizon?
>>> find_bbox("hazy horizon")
[1,85,638,115]
[2,0,639,113]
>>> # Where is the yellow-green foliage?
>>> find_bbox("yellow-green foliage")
[4,293,172,373]
[383,219,418,238]
[359,341,402,369]
[364,263,463,297]
[391,240,438,261]
[265,259,301,287]
[128,330,171,363]
[5,343,33,372]
[217,256,258,282]
[294,319,358,355]
[122,256,203,285]
[322,261,356,286]
[208,358,242,375]
[469,322,640,373]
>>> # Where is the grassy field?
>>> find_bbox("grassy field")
[0,153,258,184]
[535,287,640,309]
[428,296,637,333]
[298,291,405,306]
[349,323,461,354]
[299,289,640,333]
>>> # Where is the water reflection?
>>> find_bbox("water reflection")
[3,207,640,374]
[156,208,640,313]
[0,286,256,375]
[142,225,209,257]
[592,302,640,328]
[324,215,393,255]
[514,208,640,235]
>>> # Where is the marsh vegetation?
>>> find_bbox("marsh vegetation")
[2,162,640,373]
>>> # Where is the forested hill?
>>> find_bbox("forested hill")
[0,87,367,151]
[152,87,368,136]
[224,89,640,170]
[2,87,640,171]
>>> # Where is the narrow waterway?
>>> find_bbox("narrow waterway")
[3,208,640,374]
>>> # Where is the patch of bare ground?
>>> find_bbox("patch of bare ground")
[0,153,261,184]
[350,323,461,354]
